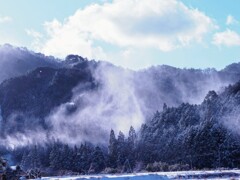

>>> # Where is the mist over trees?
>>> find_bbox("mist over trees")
[1,45,240,176]
[2,80,240,176]
[1,127,137,175]
[1,45,240,146]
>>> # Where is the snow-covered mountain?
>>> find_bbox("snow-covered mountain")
[1,45,240,177]
[0,44,61,83]
[0,45,240,141]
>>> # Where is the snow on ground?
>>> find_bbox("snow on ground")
[41,173,168,180]
[41,169,240,180]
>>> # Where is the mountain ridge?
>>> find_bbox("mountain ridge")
[1,44,240,144]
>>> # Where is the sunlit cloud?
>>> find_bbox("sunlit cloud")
[212,29,240,47]
[29,0,215,63]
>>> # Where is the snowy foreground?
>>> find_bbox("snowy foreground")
[41,169,240,180]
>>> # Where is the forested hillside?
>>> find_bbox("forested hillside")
[1,80,240,176]
[1,45,240,176]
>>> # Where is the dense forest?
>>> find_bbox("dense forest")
[2,81,240,176]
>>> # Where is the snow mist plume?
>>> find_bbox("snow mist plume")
[44,65,228,145]
[0,60,237,147]
[45,63,145,145]
[221,104,240,136]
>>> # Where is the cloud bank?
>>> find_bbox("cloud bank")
[30,0,215,61]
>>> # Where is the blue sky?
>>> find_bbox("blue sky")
[0,0,240,70]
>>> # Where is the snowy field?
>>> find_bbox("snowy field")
[41,169,240,180]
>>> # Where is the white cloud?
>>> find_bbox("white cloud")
[26,29,43,39]
[40,19,107,59]
[226,15,238,25]
[31,0,215,60]
[212,29,240,47]
[0,16,12,23]
[26,29,44,51]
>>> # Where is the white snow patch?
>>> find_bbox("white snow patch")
[41,170,240,180]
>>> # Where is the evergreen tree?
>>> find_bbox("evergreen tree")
[62,144,71,170]
[79,143,94,173]
[49,142,62,170]
[29,145,41,169]
[163,103,167,111]
[108,129,118,168]
[20,150,29,170]
[71,145,79,172]
[89,146,106,173]
[117,131,126,167]
[74,144,84,172]
[127,126,137,167]
[128,126,137,148]
[21,145,41,170]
